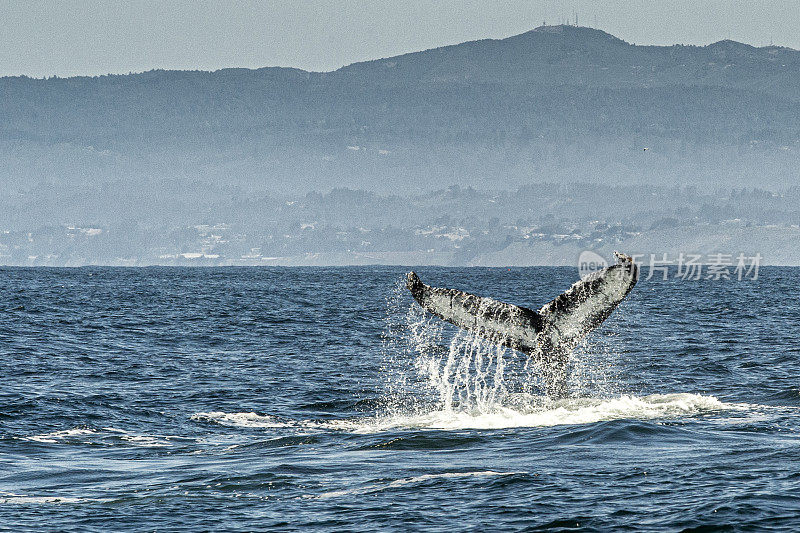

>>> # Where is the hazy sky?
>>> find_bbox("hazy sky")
[3,0,799,78]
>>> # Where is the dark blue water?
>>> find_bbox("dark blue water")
[1,267,799,531]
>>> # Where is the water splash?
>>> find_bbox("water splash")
[191,277,743,434]
[421,328,510,413]
[190,392,747,433]
[380,276,633,420]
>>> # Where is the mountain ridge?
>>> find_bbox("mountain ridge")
[1,25,799,195]
[3,25,797,81]
[2,26,800,265]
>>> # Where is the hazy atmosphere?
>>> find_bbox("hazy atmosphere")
[3,0,800,77]
[2,1,800,266]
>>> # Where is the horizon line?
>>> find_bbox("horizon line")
[2,24,796,82]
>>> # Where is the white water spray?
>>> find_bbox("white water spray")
[371,276,739,430]
[191,278,745,434]
[420,329,509,413]
[381,279,619,416]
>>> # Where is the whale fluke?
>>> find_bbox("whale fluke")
[406,252,638,396]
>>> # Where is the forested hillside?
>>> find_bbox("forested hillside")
[2,25,799,193]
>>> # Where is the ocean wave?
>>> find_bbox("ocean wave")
[193,393,746,435]
[190,411,292,428]
[0,491,111,505]
[314,471,523,499]
[22,428,98,443]
[363,393,743,432]
[20,427,176,447]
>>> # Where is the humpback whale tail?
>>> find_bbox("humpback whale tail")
[406,252,638,397]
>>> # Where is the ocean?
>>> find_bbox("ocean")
[1,266,799,531]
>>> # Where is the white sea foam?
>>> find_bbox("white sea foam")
[21,426,177,447]
[192,392,743,435]
[118,434,172,447]
[23,428,97,443]
[192,410,342,431]
[0,492,111,504]
[314,470,522,499]
[358,392,742,432]
[385,470,524,487]
[101,427,174,447]
[190,411,291,428]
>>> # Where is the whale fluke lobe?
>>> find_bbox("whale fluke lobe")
[406,253,638,397]
[406,270,543,353]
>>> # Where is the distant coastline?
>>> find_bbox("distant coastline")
[3,25,799,264]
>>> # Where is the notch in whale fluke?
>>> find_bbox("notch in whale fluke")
[406,253,638,396]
